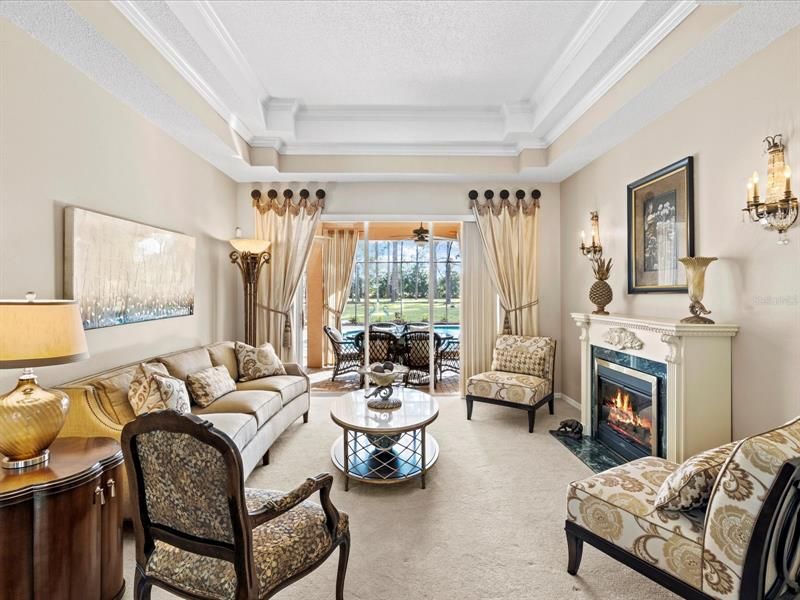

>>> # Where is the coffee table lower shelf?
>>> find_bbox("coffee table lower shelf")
[330,429,439,490]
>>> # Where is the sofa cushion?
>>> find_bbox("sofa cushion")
[235,341,286,381]
[466,370,551,406]
[186,366,237,408]
[159,348,213,382]
[207,341,238,381]
[655,442,737,511]
[92,368,138,424]
[194,390,281,428]
[198,413,258,451]
[128,362,170,416]
[491,335,555,380]
[150,373,191,414]
[236,376,307,406]
[567,457,706,590]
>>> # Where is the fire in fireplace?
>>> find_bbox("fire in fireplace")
[594,359,659,461]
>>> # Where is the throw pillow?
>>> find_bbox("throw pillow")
[150,373,191,414]
[654,442,738,511]
[235,341,286,382]
[128,362,170,416]
[186,366,237,408]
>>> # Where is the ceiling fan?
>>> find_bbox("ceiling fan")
[390,223,454,244]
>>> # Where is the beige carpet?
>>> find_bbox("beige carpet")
[123,396,678,600]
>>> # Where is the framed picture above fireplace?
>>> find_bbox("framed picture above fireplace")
[627,156,694,294]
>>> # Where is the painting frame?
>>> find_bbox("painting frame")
[627,157,694,294]
[64,207,196,330]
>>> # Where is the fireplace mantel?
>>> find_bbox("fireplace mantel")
[571,312,739,463]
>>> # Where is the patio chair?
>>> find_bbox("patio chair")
[122,410,350,600]
[437,337,460,380]
[323,325,362,381]
[354,330,397,384]
[399,331,442,387]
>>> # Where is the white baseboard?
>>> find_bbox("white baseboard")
[556,392,581,411]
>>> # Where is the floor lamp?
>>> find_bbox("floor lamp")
[229,228,271,346]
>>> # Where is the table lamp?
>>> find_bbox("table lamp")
[0,294,88,469]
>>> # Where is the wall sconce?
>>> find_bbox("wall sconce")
[742,135,798,245]
[579,211,603,258]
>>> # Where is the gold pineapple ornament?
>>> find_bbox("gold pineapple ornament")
[589,257,613,315]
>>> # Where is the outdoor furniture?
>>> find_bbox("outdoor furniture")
[329,387,440,490]
[121,410,351,600]
[465,335,556,432]
[565,417,800,600]
[437,337,460,380]
[399,331,442,387]
[324,325,362,381]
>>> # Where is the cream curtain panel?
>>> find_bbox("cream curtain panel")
[254,191,323,362]
[471,192,539,336]
[460,222,500,394]
[322,228,359,365]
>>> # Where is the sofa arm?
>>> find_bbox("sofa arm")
[284,362,309,385]
[58,386,124,440]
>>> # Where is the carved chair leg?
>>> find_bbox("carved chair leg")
[303,411,309,424]
[527,409,535,433]
[262,450,270,466]
[566,529,584,575]
[548,396,554,415]
[466,396,473,420]
[134,571,152,600]
[336,535,351,600]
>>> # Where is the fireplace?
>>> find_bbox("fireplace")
[594,358,659,461]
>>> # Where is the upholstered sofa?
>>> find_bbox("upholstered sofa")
[57,341,310,519]
[565,417,800,599]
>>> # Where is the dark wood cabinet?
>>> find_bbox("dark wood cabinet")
[0,438,125,600]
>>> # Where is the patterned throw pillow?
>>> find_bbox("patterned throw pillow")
[235,341,286,382]
[655,442,738,511]
[186,366,236,408]
[128,362,169,416]
[150,373,191,414]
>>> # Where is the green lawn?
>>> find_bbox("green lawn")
[343,298,460,325]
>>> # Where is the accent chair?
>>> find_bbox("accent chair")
[323,326,362,381]
[122,410,350,600]
[565,417,800,599]
[465,335,556,433]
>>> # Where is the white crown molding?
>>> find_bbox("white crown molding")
[543,0,698,145]
[249,138,547,157]
[111,0,253,141]
[295,104,505,123]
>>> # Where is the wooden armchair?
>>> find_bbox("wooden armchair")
[465,335,556,432]
[121,411,350,600]
[323,325,362,381]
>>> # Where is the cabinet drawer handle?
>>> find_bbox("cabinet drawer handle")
[107,479,116,498]
[94,486,105,506]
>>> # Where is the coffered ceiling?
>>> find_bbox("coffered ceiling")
[3,1,800,181]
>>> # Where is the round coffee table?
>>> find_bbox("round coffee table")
[330,387,439,490]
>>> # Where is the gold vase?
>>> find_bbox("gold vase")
[678,257,718,324]
[0,369,70,469]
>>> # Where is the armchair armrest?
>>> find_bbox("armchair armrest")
[248,473,341,535]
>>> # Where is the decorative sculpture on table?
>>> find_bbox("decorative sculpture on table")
[359,362,408,410]
[678,257,717,324]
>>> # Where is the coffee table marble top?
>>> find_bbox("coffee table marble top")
[330,387,439,434]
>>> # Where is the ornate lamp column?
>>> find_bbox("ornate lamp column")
[229,229,271,346]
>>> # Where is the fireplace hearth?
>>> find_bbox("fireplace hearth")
[594,358,659,461]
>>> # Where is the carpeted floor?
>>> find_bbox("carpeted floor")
[122,396,678,600]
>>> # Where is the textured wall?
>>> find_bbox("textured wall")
[0,20,239,389]
[559,28,800,438]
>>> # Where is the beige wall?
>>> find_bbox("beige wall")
[0,20,239,390]
[560,28,800,438]
[237,181,563,389]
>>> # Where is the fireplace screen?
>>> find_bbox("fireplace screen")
[594,359,659,460]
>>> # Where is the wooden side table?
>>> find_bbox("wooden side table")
[0,437,125,600]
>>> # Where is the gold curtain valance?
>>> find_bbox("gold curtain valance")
[251,189,326,216]
[469,189,541,216]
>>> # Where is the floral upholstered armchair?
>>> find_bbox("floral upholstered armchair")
[465,335,556,432]
[565,417,800,599]
[122,411,351,600]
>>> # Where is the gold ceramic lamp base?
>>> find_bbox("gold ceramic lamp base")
[0,369,70,470]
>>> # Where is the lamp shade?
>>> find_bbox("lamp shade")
[229,238,271,254]
[0,300,89,368]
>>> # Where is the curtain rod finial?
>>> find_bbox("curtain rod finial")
[515,189,525,200]
[531,189,542,200]
[484,190,494,200]
[316,189,326,199]
[250,189,261,201]
[267,189,278,200]
[468,190,478,200]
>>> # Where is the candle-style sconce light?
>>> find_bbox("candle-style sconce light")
[578,211,613,315]
[579,211,603,258]
[742,135,798,245]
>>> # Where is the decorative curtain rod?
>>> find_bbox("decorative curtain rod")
[469,189,541,215]
[251,188,326,215]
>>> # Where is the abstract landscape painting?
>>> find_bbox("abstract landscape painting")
[65,208,195,330]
